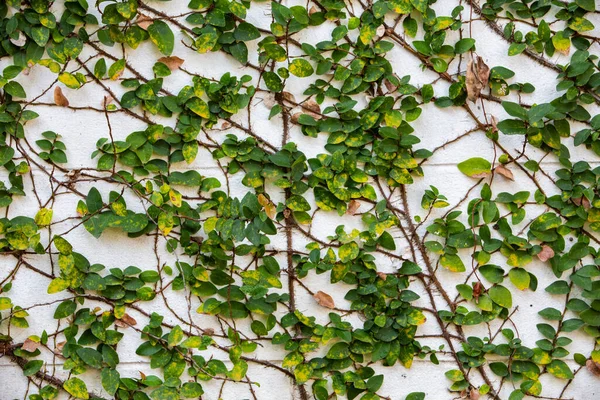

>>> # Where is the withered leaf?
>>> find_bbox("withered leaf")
[291,112,303,124]
[54,86,69,107]
[466,56,490,103]
[281,91,296,104]
[377,272,388,281]
[537,245,555,262]
[158,56,185,71]
[314,291,335,309]
[346,200,361,215]
[120,313,137,326]
[495,165,514,181]
[203,328,215,336]
[302,99,321,115]
[586,360,600,377]
[473,281,483,300]
[136,13,153,30]
[384,78,398,93]
[22,338,40,352]
[258,194,276,219]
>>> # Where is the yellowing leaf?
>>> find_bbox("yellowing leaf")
[58,72,80,89]
[63,377,89,399]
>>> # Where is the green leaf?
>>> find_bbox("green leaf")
[101,368,120,395]
[455,38,475,54]
[509,268,530,290]
[410,0,427,13]
[181,382,204,398]
[64,377,89,399]
[234,22,260,41]
[502,101,527,120]
[23,360,43,376]
[54,300,77,319]
[508,43,527,56]
[148,20,175,56]
[440,254,465,272]
[5,81,26,98]
[489,285,512,308]
[77,347,103,368]
[576,0,595,11]
[457,157,491,178]
[366,375,384,392]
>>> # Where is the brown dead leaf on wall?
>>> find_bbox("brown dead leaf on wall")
[158,56,185,71]
[136,13,153,30]
[495,165,514,181]
[346,200,361,215]
[537,245,555,262]
[54,86,69,107]
[21,338,40,352]
[466,56,490,103]
[314,291,335,309]
[587,359,600,376]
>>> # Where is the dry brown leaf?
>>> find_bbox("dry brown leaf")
[136,13,153,30]
[221,121,232,129]
[54,86,69,107]
[56,341,66,352]
[291,112,303,124]
[22,338,40,352]
[103,96,114,108]
[121,313,137,326]
[204,328,215,336]
[383,78,398,93]
[314,291,335,309]
[490,116,499,133]
[495,165,514,181]
[114,319,127,328]
[587,360,600,376]
[537,245,555,262]
[303,99,321,114]
[573,197,591,209]
[309,6,318,15]
[471,172,491,179]
[469,388,480,400]
[466,56,490,103]
[282,91,296,104]
[158,56,185,71]
[347,200,361,215]
[139,371,147,380]
[377,272,387,281]
[473,281,483,301]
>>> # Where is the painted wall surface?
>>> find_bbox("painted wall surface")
[0,1,597,399]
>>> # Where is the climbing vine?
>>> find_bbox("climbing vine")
[0,0,599,399]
